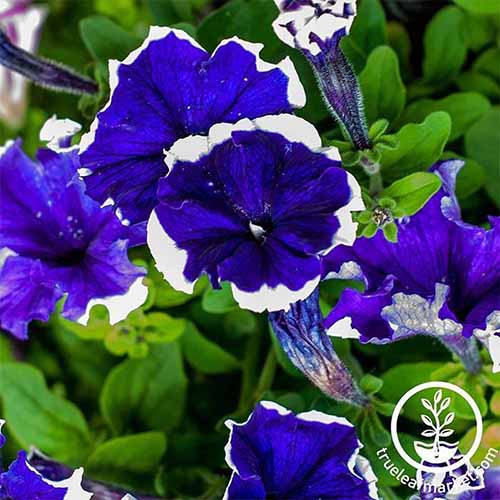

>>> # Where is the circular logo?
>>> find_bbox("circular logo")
[390,381,483,474]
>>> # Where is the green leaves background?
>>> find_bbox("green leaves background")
[0,0,499,499]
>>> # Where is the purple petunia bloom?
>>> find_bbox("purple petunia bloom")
[147,115,363,312]
[0,119,147,339]
[0,419,92,500]
[273,0,357,56]
[322,160,500,370]
[223,401,378,499]
[79,27,306,237]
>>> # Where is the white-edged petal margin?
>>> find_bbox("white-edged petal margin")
[474,311,500,373]
[24,460,93,500]
[213,37,306,109]
[77,276,148,326]
[223,401,378,499]
[147,210,195,294]
[39,115,81,152]
[79,26,204,155]
[231,276,319,313]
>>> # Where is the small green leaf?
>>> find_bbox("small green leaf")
[202,282,238,314]
[360,46,406,125]
[142,312,186,344]
[463,12,496,51]
[465,107,500,208]
[383,222,398,243]
[380,112,451,181]
[100,343,187,435]
[360,374,384,395]
[368,119,389,141]
[387,21,411,78]
[473,47,500,83]
[86,432,166,490]
[397,92,490,142]
[453,0,500,14]
[382,172,442,216]
[0,363,91,465]
[362,222,378,238]
[79,15,140,63]
[423,7,467,85]
[456,71,500,100]
[180,322,240,374]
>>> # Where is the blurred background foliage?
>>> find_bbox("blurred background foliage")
[0,1,499,499]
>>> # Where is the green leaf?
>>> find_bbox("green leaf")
[341,0,386,72]
[382,222,398,242]
[202,282,238,314]
[141,312,186,345]
[381,172,442,216]
[423,7,467,85]
[0,363,91,464]
[86,432,166,490]
[456,71,500,100]
[180,322,240,374]
[473,47,500,82]
[441,152,485,199]
[380,112,451,181]
[465,107,500,208]
[463,12,496,51]
[387,21,411,79]
[94,0,138,27]
[490,390,500,416]
[0,336,14,363]
[359,46,406,126]
[360,374,384,395]
[452,0,500,14]
[79,15,140,62]
[397,92,490,142]
[100,343,187,435]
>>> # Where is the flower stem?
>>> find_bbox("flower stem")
[254,347,277,402]
[238,330,262,413]
[440,335,482,375]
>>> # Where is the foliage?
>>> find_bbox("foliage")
[0,0,498,498]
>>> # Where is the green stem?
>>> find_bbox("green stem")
[369,170,383,197]
[254,347,277,402]
[237,330,262,413]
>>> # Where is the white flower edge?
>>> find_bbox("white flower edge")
[213,36,306,108]
[148,210,195,294]
[78,26,203,155]
[273,2,357,56]
[79,27,305,155]
[24,460,93,500]
[76,276,148,326]
[231,276,320,313]
[474,311,500,373]
[223,401,378,500]
[40,115,81,152]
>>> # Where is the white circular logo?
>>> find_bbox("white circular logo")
[390,381,483,474]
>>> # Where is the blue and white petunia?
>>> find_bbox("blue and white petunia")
[272,0,357,56]
[0,419,92,500]
[147,114,363,313]
[323,160,500,371]
[0,119,147,339]
[79,27,306,239]
[223,401,378,499]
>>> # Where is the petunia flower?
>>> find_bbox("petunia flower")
[0,119,147,339]
[223,401,378,499]
[272,0,370,151]
[0,0,46,127]
[79,26,306,239]
[272,0,357,57]
[323,160,499,373]
[270,288,367,405]
[0,419,92,500]
[147,114,363,313]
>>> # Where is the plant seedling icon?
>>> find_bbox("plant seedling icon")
[414,389,459,465]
